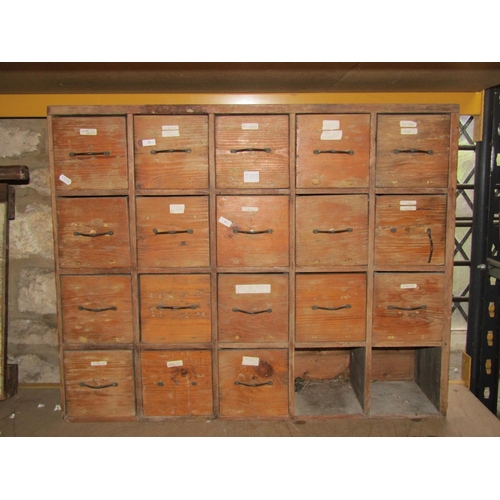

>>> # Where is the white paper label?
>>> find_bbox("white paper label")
[400,120,417,128]
[218,216,232,227]
[400,200,417,206]
[167,360,183,368]
[79,128,97,135]
[244,171,260,183]
[142,138,156,147]
[59,174,72,185]
[91,361,107,366]
[242,356,260,366]
[235,284,271,294]
[162,125,179,130]
[321,130,343,141]
[400,206,417,211]
[241,123,259,130]
[242,207,258,212]
[170,204,185,214]
[322,119,340,130]
[401,128,418,135]
[401,283,418,289]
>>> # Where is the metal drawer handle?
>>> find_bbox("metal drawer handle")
[427,228,434,263]
[313,228,353,234]
[234,380,273,387]
[69,151,111,157]
[156,304,199,310]
[79,382,118,389]
[153,228,193,235]
[232,308,272,315]
[73,230,114,237]
[78,305,117,313]
[232,228,273,235]
[313,149,354,155]
[388,305,427,311]
[312,304,351,311]
[150,149,191,154]
[393,149,434,155]
[230,148,271,154]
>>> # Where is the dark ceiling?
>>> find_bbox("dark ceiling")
[1,63,500,94]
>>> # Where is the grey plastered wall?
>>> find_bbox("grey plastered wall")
[0,119,59,383]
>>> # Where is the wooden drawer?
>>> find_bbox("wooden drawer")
[64,350,135,419]
[296,274,366,342]
[140,274,211,344]
[296,195,368,267]
[372,273,446,345]
[376,114,451,188]
[57,197,131,269]
[61,275,133,345]
[136,196,210,268]
[134,115,208,189]
[217,195,289,267]
[141,350,213,417]
[296,114,370,188]
[219,349,288,417]
[215,115,289,188]
[375,195,447,267]
[52,116,128,191]
[218,274,288,343]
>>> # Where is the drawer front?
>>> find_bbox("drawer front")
[376,114,451,188]
[57,197,131,269]
[140,274,211,344]
[296,274,367,342]
[375,195,447,267]
[61,275,133,345]
[219,349,288,417]
[372,273,446,345]
[64,350,136,418]
[215,115,289,188]
[296,114,370,188]
[136,196,210,268]
[217,196,289,267]
[52,116,128,191]
[218,274,288,343]
[296,195,368,267]
[141,350,213,417]
[134,115,209,189]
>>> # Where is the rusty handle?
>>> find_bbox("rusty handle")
[153,228,193,235]
[230,148,271,153]
[73,230,114,237]
[388,305,427,311]
[313,149,354,155]
[157,304,199,310]
[78,305,117,313]
[233,228,273,234]
[393,149,434,155]
[79,382,118,389]
[312,304,351,311]
[427,228,434,263]
[232,308,272,315]
[69,151,110,157]
[313,228,353,234]
[234,380,273,387]
[150,149,191,154]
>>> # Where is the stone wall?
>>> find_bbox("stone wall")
[0,119,59,383]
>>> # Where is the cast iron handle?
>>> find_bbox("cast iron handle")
[79,382,118,389]
[153,228,193,235]
[69,151,110,157]
[230,148,271,154]
[232,228,273,234]
[313,228,353,234]
[393,149,434,155]
[234,380,273,387]
[388,305,427,311]
[313,149,354,155]
[78,305,117,313]
[312,304,351,311]
[150,148,191,154]
[73,230,114,237]
[427,228,434,263]
[232,308,272,315]
[156,304,199,310]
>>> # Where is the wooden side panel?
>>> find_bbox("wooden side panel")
[296,273,366,342]
[350,347,366,411]
[415,346,441,410]
[376,114,450,188]
[52,116,128,191]
[215,115,289,188]
[296,195,368,267]
[134,115,209,189]
[371,349,415,381]
[141,350,213,416]
[136,196,210,268]
[296,114,370,188]
[64,350,136,418]
[61,275,133,344]
[218,274,288,343]
[140,274,211,343]
[57,197,131,269]
[219,349,288,417]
